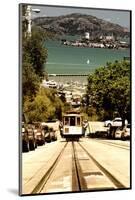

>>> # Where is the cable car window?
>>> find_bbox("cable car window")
[70,117,75,126]
[64,117,69,125]
[77,117,80,126]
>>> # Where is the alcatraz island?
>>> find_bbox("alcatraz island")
[61,32,129,49]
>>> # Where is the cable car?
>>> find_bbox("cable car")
[62,111,83,141]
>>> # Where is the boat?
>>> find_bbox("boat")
[87,59,90,64]
[41,80,57,89]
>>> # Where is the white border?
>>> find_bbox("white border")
[0,0,134,200]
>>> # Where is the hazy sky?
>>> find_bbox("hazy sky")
[31,4,130,29]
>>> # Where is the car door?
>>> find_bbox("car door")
[113,119,122,127]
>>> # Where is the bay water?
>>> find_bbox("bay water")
[44,40,129,74]
[44,40,130,83]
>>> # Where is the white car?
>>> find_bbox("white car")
[104,117,128,127]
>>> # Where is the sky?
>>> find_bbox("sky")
[30,4,130,29]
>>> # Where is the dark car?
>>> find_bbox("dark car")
[49,127,57,141]
[22,123,29,152]
[27,124,37,150]
[34,123,45,146]
[41,120,59,141]
[43,126,52,143]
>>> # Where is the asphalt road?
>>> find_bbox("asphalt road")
[21,137,130,195]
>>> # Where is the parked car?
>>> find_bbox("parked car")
[33,122,45,146]
[114,124,130,140]
[95,131,108,138]
[34,129,45,146]
[22,123,29,152]
[41,119,60,133]
[41,120,59,142]
[22,123,37,152]
[41,125,51,143]
[27,124,37,150]
[45,132,52,143]
[104,117,128,127]
[49,127,57,141]
[35,132,45,145]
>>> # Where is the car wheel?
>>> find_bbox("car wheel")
[22,141,29,152]
[121,132,125,141]
[107,123,112,128]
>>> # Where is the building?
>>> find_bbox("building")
[85,32,90,40]
[105,35,115,42]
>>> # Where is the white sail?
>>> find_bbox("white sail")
[87,59,90,64]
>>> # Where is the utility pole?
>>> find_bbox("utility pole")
[25,5,32,37]
[24,5,40,37]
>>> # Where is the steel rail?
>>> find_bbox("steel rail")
[72,141,88,191]
[31,142,68,194]
[93,139,130,150]
[78,142,126,189]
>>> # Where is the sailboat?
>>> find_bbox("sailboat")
[87,59,90,64]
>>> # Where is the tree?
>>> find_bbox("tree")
[23,93,55,122]
[22,26,48,78]
[23,87,64,122]
[86,60,130,121]
[21,6,48,103]
[41,88,64,120]
[22,5,63,122]
[22,61,40,102]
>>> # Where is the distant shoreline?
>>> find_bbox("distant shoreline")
[61,40,129,50]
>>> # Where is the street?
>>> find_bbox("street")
[21,136,130,195]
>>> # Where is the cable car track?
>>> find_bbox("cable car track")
[76,141,125,190]
[92,139,130,150]
[31,140,126,194]
[72,141,88,191]
[31,141,68,194]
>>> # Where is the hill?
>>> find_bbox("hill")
[33,13,129,37]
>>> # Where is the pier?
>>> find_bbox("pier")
[48,74,88,84]
[49,74,89,77]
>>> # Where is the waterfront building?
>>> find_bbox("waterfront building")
[105,35,115,42]
[85,32,90,40]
